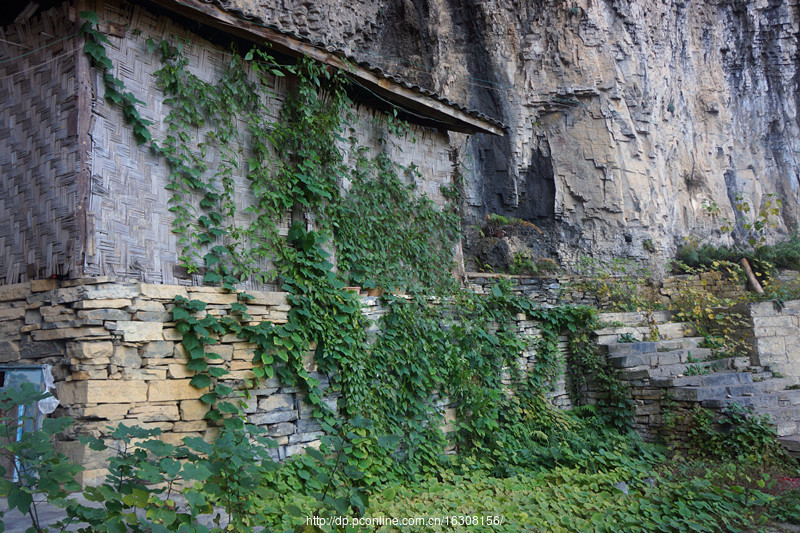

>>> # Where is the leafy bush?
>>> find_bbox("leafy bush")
[769,489,800,524]
[0,384,81,532]
[685,404,789,464]
[509,251,537,275]
[369,456,775,532]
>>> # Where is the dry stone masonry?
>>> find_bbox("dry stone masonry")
[0,278,572,484]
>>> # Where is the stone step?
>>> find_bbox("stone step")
[778,435,800,457]
[608,348,715,369]
[606,339,709,356]
[597,310,675,327]
[670,383,758,402]
[743,389,800,409]
[594,322,694,345]
[751,377,798,393]
[703,356,752,372]
[752,406,800,423]
[653,337,706,353]
[655,372,754,389]
[701,396,753,409]
[649,358,743,378]
[774,420,800,437]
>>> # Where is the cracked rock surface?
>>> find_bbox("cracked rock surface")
[235,0,800,273]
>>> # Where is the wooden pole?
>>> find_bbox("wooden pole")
[741,258,764,294]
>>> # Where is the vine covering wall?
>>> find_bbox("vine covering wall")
[2,0,630,488]
[81,0,458,288]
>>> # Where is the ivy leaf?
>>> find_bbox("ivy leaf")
[172,306,191,321]
[208,367,229,378]
[190,374,212,389]
[204,271,223,284]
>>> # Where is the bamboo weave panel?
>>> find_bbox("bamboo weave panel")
[0,5,79,285]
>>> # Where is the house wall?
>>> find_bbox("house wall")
[0,5,82,285]
[83,0,457,287]
[0,278,569,485]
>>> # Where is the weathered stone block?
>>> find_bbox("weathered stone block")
[184,290,237,305]
[0,320,24,336]
[57,380,148,404]
[163,328,182,341]
[148,380,205,402]
[122,368,167,380]
[285,440,320,457]
[0,283,31,301]
[129,298,166,312]
[179,399,209,420]
[31,327,109,341]
[268,422,295,437]
[0,340,21,362]
[24,309,42,325]
[755,336,786,358]
[289,431,323,444]
[71,369,108,380]
[173,420,207,432]
[133,311,172,322]
[73,299,132,309]
[159,432,201,447]
[753,315,795,328]
[56,441,115,471]
[30,279,57,292]
[247,410,298,425]
[167,364,193,379]
[67,341,114,360]
[70,403,130,420]
[140,341,174,358]
[230,360,253,371]
[247,291,289,306]
[87,285,139,300]
[296,419,322,433]
[77,309,132,321]
[111,321,163,342]
[257,394,295,412]
[128,404,180,422]
[111,346,142,368]
[139,284,188,300]
[0,307,26,321]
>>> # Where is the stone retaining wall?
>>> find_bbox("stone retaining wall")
[0,278,571,484]
[746,300,800,378]
[467,270,746,309]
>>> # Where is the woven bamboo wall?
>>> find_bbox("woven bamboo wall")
[0,5,80,285]
[85,0,457,287]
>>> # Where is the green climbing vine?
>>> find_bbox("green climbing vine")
[80,12,152,144]
[80,13,628,483]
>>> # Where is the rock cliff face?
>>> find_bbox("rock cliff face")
[231,0,800,273]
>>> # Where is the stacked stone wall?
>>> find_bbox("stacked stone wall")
[747,300,800,378]
[467,270,746,309]
[1,278,571,484]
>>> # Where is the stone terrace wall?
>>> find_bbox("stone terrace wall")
[467,270,746,309]
[745,300,800,379]
[0,278,570,484]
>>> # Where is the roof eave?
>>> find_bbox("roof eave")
[148,0,505,136]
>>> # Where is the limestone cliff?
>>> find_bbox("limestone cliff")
[225,0,800,274]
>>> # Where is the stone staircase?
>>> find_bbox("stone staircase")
[593,310,800,457]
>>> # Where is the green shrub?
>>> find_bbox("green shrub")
[0,384,81,533]
[769,489,800,524]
